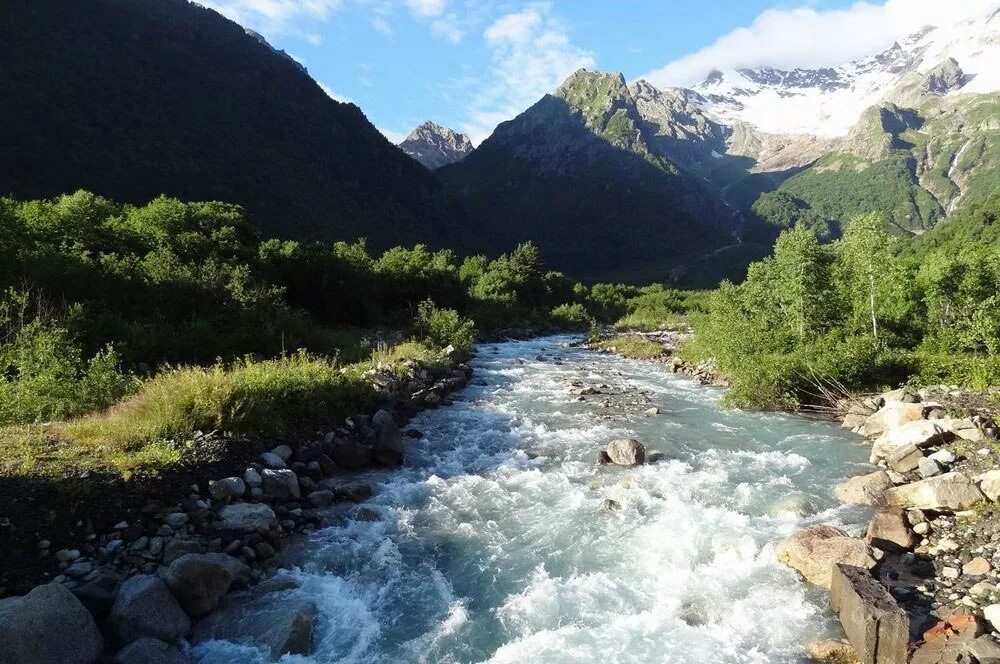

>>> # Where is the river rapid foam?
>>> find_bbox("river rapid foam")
[195,336,871,663]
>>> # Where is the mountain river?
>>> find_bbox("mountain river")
[195,335,872,663]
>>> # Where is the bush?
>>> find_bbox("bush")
[549,303,592,330]
[414,300,475,353]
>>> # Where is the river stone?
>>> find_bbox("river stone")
[326,438,374,470]
[114,637,189,664]
[306,489,335,508]
[830,564,908,664]
[969,635,1000,664]
[859,402,925,439]
[917,456,943,479]
[108,575,190,645]
[218,503,277,533]
[70,567,122,620]
[776,526,881,589]
[835,471,893,506]
[193,595,318,659]
[244,467,263,488]
[0,583,104,664]
[866,509,917,552]
[209,477,246,502]
[259,452,286,469]
[373,413,404,467]
[870,420,954,461]
[964,557,992,577]
[886,444,923,473]
[271,444,294,462]
[805,639,858,663]
[162,553,247,617]
[606,438,646,466]
[884,472,985,511]
[978,470,1000,501]
[262,469,301,500]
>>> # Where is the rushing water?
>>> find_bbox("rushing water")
[195,336,873,664]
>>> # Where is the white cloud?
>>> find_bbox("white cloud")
[201,0,342,30]
[377,125,409,144]
[372,15,394,36]
[318,82,354,103]
[405,0,448,18]
[459,2,595,144]
[644,0,1000,87]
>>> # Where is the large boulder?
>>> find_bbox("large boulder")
[866,509,918,552]
[870,420,954,461]
[830,564,908,664]
[325,438,374,470]
[114,637,189,664]
[193,594,317,660]
[884,472,985,511]
[261,469,301,500]
[107,575,190,645]
[979,470,1000,502]
[835,471,893,506]
[859,402,925,439]
[806,639,858,663]
[885,444,923,473]
[217,503,277,533]
[0,583,103,664]
[208,477,246,502]
[372,410,404,467]
[776,526,881,589]
[69,567,122,620]
[162,553,248,617]
[606,439,646,466]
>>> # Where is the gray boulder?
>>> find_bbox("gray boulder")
[162,553,247,617]
[209,477,246,502]
[884,472,985,511]
[776,525,881,589]
[886,444,923,473]
[261,469,301,500]
[865,509,918,552]
[373,410,404,467]
[114,637,189,664]
[70,567,122,620]
[193,595,317,660]
[859,402,925,439]
[217,503,277,533]
[108,575,190,645]
[606,438,646,466]
[0,583,103,664]
[834,470,892,506]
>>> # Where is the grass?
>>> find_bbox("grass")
[594,335,666,359]
[0,341,441,479]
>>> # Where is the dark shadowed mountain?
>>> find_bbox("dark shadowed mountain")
[0,0,468,250]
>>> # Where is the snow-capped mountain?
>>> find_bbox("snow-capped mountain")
[398,121,473,170]
[690,9,1000,137]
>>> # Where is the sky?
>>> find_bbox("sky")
[200,0,1000,144]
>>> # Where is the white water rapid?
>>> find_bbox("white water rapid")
[195,336,872,663]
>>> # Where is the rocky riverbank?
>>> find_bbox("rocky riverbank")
[585,329,727,387]
[0,346,472,664]
[778,387,1000,664]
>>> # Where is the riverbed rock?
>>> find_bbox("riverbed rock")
[326,438,374,470]
[0,583,104,664]
[968,636,1000,664]
[805,639,859,663]
[866,509,917,552]
[871,420,955,461]
[978,470,1000,502]
[218,503,277,533]
[776,526,881,589]
[835,471,893,506]
[209,477,246,502]
[262,469,301,500]
[860,402,925,439]
[606,438,646,466]
[108,575,190,645]
[193,594,318,659]
[114,637,189,664]
[829,564,908,664]
[162,553,246,617]
[373,411,404,467]
[886,444,923,473]
[884,472,985,511]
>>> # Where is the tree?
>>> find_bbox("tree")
[771,226,831,339]
[837,213,896,340]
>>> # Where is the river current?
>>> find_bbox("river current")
[195,336,872,663]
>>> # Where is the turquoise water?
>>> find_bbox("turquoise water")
[195,336,871,663]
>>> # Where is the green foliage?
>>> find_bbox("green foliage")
[594,335,665,360]
[414,300,475,353]
[550,303,592,330]
[614,285,694,331]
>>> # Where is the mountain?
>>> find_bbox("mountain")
[399,122,473,169]
[0,0,467,250]
[691,11,1000,137]
[439,70,740,281]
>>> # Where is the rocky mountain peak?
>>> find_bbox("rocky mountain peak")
[398,121,473,170]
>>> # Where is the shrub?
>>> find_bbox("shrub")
[414,299,475,353]
[549,303,591,330]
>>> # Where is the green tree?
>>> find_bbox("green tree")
[836,213,896,340]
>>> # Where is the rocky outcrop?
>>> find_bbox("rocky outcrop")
[836,471,893,506]
[776,526,881,589]
[114,637,189,664]
[0,583,103,664]
[829,564,909,664]
[398,121,473,170]
[161,553,247,617]
[193,587,318,660]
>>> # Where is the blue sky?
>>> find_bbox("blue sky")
[200,0,998,143]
